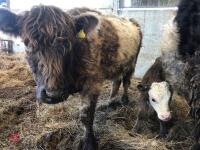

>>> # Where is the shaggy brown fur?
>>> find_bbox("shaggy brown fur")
[160,0,200,145]
[68,7,101,16]
[164,1,200,146]
[0,6,142,150]
[162,52,200,149]
[182,55,200,144]
[140,58,165,85]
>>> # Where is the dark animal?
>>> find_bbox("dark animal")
[185,56,200,146]
[175,0,200,59]
[0,6,142,149]
[171,0,200,148]
[133,57,173,138]
[158,54,200,150]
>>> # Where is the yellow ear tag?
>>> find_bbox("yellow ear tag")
[77,29,86,39]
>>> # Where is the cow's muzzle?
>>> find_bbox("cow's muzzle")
[36,86,69,104]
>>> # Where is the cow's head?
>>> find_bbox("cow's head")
[137,81,173,121]
[0,6,98,104]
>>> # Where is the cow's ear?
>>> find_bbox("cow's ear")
[74,14,98,34]
[137,84,149,92]
[0,8,19,36]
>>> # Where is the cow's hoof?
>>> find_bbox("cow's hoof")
[78,135,98,150]
[190,143,200,150]
[121,95,129,105]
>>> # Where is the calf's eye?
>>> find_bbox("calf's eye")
[152,99,156,102]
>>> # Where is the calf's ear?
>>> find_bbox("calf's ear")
[0,8,19,36]
[137,84,149,92]
[74,14,98,34]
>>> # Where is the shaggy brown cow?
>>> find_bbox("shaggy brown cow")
[0,6,142,149]
[133,57,173,138]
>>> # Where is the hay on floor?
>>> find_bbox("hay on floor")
[0,53,194,150]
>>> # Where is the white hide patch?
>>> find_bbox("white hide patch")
[160,17,179,58]
[148,81,171,121]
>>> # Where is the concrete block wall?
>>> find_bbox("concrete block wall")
[118,8,176,78]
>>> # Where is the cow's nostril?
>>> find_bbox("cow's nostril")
[165,112,171,118]
[161,112,171,120]
[36,86,47,100]
[45,90,63,99]
[46,91,54,97]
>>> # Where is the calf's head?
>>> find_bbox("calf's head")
[0,6,98,104]
[138,81,172,121]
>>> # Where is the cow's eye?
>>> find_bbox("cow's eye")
[152,99,156,102]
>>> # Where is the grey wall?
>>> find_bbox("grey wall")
[119,0,179,8]
[118,8,176,78]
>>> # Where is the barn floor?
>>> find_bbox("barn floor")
[0,53,195,150]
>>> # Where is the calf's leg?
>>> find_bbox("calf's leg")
[132,109,146,133]
[132,97,149,133]
[78,93,99,150]
[157,120,168,138]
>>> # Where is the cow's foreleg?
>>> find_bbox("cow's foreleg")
[122,69,133,105]
[110,79,121,98]
[78,90,99,150]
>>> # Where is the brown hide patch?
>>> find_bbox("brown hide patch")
[141,58,165,86]
[99,19,119,66]
[97,19,122,79]
[96,17,141,79]
[68,7,101,16]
